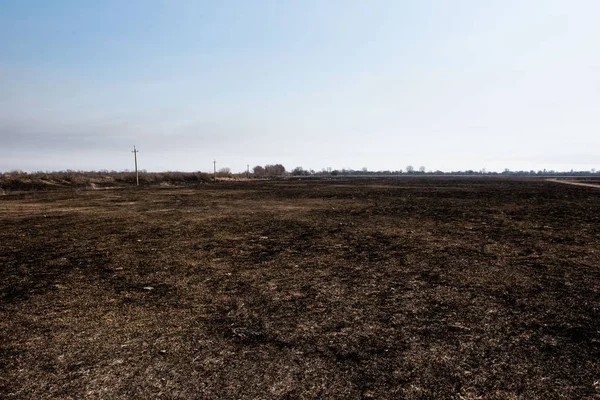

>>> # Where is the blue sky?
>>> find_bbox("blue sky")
[1,0,599,172]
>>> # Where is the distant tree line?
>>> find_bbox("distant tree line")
[2,166,598,192]
[252,164,286,178]
[243,165,600,178]
[283,166,600,177]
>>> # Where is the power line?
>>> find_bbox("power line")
[132,145,139,186]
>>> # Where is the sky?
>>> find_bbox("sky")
[1,0,599,173]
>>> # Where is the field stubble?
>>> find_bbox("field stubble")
[1,177,599,399]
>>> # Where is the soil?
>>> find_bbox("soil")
[1,177,599,399]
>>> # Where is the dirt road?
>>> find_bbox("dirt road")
[547,178,600,188]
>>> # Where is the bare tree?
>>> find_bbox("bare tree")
[406,165,414,173]
[253,165,265,178]
[217,167,231,178]
[265,164,286,177]
[419,166,426,173]
[292,167,307,176]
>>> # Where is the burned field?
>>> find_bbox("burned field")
[1,178,599,399]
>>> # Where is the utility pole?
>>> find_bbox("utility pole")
[132,145,139,186]
[213,159,217,182]
[247,164,250,179]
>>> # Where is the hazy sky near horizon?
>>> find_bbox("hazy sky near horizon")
[1,0,599,173]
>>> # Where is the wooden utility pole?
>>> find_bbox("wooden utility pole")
[247,164,250,179]
[132,146,139,186]
[213,160,217,182]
